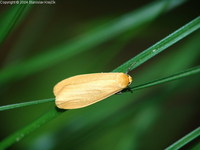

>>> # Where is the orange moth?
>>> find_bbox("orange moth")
[53,73,132,109]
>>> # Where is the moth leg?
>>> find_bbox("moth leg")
[121,87,133,93]
[116,87,133,94]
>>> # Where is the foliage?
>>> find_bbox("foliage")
[0,1,199,150]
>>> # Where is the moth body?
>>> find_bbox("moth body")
[53,73,132,109]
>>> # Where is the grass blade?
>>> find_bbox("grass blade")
[0,5,31,45]
[1,2,198,149]
[130,65,200,91]
[165,127,200,150]
[0,0,186,85]
[0,98,54,111]
[1,65,200,111]
[0,108,66,150]
[113,16,200,73]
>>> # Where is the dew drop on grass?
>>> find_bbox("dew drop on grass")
[152,49,157,53]
[16,134,24,142]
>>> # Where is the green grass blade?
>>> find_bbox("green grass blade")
[131,65,200,91]
[40,33,200,150]
[165,127,200,150]
[113,16,200,73]
[0,108,66,150]
[0,98,54,111]
[1,65,200,112]
[1,2,198,149]
[0,0,186,85]
[0,14,197,111]
[0,5,31,45]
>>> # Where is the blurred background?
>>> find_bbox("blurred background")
[0,0,200,149]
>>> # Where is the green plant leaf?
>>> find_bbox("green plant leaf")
[165,127,200,150]
[113,16,200,73]
[1,65,199,112]
[130,65,200,91]
[0,98,54,111]
[0,5,31,45]
[0,0,186,85]
[0,108,66,149]
[42,32,200,150]
[1,2,198,149]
